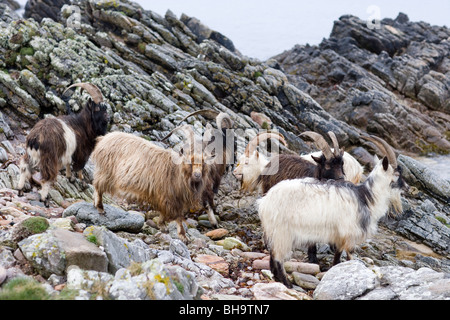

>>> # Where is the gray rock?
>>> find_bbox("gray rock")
[63,201,144,233]
[314,260,378,300]
[18,228,108,277]
[292,272,320,290]
[398,154,450,202]
[67,259,202,300]
[314,260,450,300]
[83,226,157,274]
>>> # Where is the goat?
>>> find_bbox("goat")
[233,131,287,193]
[256,131,346,264]
[17,83,108,207]
[165,109,235,227]
[233,130,363,193]
[258,135,406,288]
[92,126,209,242]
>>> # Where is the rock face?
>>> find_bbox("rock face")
[274,14,450,155]
[0,0,448,300]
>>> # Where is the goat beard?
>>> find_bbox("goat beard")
[388,188,403,217]
[190,179,203,192]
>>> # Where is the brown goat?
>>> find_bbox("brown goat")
[166,109,235,227]
[92,126,209,242]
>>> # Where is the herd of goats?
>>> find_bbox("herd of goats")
[15,83,408,287]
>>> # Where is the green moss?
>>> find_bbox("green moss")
[416,139,450,155]
[22,217,49,235]
[173,280,184,294]
[19,47,35,56]
[0,278,50,300]
[86,235,98,245]
[253,71,263,79]
[435,216,450,228]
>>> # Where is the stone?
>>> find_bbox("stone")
[292,272,320,290]
[63,201,144,233]
[252,282,311,300]
[313,260,378,300]
[314,260,450,300]
[205,228,229,240]
[18,228,108,277]
[83,226,157,274]
[217,237,249,251]
[284,261,321,275]
[193,254,229,275]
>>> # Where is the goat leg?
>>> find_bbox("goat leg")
[176,218,188,243]
[270,254,292,288]
[307,244,319,264]
[332,249,343,266]
[94,189,105,214]
[206,202,218,228]
[39,181,51,208]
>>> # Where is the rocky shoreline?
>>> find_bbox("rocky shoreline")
[0,0,449,300]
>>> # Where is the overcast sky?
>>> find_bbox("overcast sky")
[15,0,450,59]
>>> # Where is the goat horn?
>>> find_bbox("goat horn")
[64,83,104,104]
[361,135,398,168]
[300,131,333,159]
[177,109,220,125]
[216,112,234,130]
[160,124,195,142]
[327,131,341,157]
[244,132,287,158]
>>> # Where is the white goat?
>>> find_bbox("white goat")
[258,135,405,287]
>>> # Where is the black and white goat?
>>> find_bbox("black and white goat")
[17,83,108,206]
[258,135,406,287]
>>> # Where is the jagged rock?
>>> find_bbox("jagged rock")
[83,226,157,274]
[67,259,202,300]
[18,228,108,277]
[314,260,450,300]
[398,154,450,202]
[24,0,71,23]
[63,201,144,233]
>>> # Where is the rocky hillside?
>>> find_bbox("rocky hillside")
[0,0,449,301]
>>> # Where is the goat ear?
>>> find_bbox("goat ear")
[382,156,389,171]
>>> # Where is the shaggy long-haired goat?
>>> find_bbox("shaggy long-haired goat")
[233,131,287,193]
[17,83,108,206]
[256,131,347,263]
[258,135,406,288]
[233,131,363,194]
[165,109,235,227]
[92,126,209,242]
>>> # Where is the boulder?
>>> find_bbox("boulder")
[18,228,108,277]
[313,260,450,300]
[63,201,144,233]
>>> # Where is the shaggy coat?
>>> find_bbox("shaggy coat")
[258,156,405,288]
[17,89,108,206]
[92,131,208,241]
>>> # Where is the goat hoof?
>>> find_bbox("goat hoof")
[43,198,50,208]
[18,190,24,197]
[69,177,76,183]
[80,181,88,190]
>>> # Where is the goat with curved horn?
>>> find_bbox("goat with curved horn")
[64,83,104,104]
[244,132,287,159]
[362,135,398,168]
[17,82,108,206]
[299,131,333,160]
